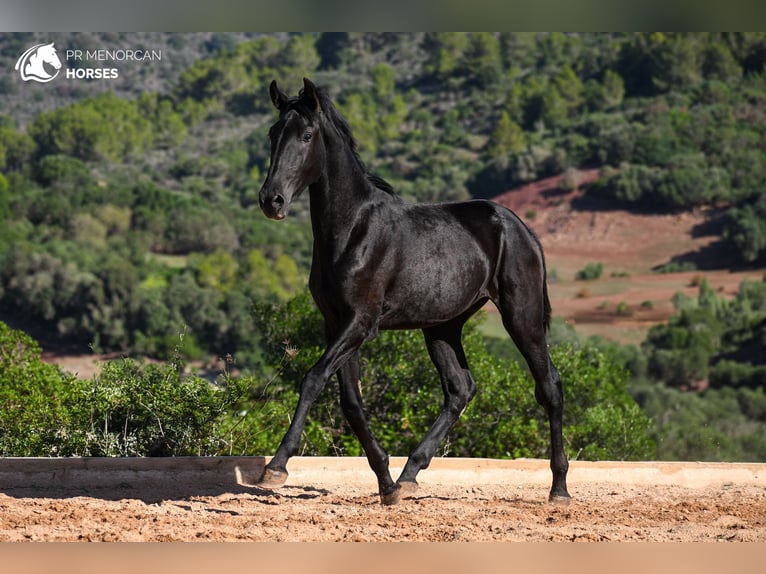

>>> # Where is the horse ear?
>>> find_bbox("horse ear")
[302,77,322,113]
[269,80,288,110]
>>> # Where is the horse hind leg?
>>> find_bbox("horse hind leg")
[495,291,571,504]
[396,322,477,495]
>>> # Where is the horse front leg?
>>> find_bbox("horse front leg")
[255,355,329,489]
[256,318,373,491]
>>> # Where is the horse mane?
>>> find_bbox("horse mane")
[293,85,398,198]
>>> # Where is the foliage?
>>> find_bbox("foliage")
[2,31,766,362]
[724,199,766,264]
[0,321,82,456]
[575,262,604,281]
[632,380,766,461]
[228,291,655,461]
[174,35,320,115]
[28,92,183,162]
[0,320,248,457]
[79,356,248,456]
[643,276,766,389]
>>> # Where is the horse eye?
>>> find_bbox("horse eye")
[302,132,313,143]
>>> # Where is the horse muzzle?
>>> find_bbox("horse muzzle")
[259,190,288,220]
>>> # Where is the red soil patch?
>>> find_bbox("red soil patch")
[491,170,764,343]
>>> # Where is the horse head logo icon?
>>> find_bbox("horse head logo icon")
[15,43,63,83]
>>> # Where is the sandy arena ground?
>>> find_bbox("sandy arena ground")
[1,457,764,542]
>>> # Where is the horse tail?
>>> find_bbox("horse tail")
[519,210,552,333]
[542,263,552,333]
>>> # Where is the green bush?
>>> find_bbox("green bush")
[654,260,698,274]
[234,291,655,461]
[0,320,247,457]
[709,360,766,389]
[632,380,766,461]
[0,321,83,456]
[615,301,632,316]
[575,262,604,281]
[80,358,248,456]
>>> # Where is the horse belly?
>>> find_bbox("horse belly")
[379,237,494,329]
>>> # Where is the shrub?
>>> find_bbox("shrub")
[576,262,604,281]
[0,321,83,456]
[0,320,248,457]
[79,358,248,456]
[559,166,581,191]
[689,274,705,287]
[235,291,655,461]
[654,261,697,274]
[615,301,632,316]
[632,380,766,461]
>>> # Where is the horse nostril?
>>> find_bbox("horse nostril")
[272,194,285,209]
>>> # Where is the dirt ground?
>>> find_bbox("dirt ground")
[1,457,764,542]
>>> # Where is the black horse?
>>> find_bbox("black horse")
[256,78,570,506]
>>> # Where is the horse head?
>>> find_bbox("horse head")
[259,78,324,220]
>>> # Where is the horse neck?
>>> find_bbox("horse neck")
[308,136,373,246]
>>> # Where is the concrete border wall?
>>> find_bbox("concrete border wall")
[1,457,763,494]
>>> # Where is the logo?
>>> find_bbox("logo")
[15,42,63,83]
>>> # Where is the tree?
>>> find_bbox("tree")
[702,41,742,83]
[371,63,396,102]
[618,33,704,96]
[650,33,704,93]
[191,249,239,294]
[243,249,302,301]
[316,32,351,69]
[337,92,378,154]
[422,32,469,80]
[724,201,766,264]
[462,32,503,88]
[281,34,321,77]
[0,173,9,222]
[29,93,155,162]
[498,32,538,71]
[552,64,585,116]
[487,111,527,161]
[0,126,35,173]
[643,280,726,387]
[586,69,625,111]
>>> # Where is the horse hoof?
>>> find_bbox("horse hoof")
[397,481,419,499]
[256,467,288,490]
[548,494,572,507]
[380,485,402,506]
